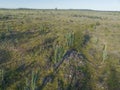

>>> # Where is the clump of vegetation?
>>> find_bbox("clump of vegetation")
[102,44,108,63]
[0,69,5,89]
[39,25,46,34]
[53,45,64,63]
[107,64,120,90]
[96,21,100,26]
[24,70,40,90]
[65,31,75,48]
[0,32,6,40]
[39,23,50,35]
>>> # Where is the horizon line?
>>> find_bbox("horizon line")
[0,8,120,12]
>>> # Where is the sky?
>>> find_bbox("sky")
[0,0,120,11]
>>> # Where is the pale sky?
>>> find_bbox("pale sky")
[0,0,120,11]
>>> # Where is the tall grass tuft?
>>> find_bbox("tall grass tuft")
[0,69,4,89]
[102,44,108,63]
[65,31,75,48]
[53,45,64,63]
[39,25,45,34]
[24,78,30,90]
[24,70,40,90]
[31,70,40,90]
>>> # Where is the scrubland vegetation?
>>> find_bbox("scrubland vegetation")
[0,9,120,90]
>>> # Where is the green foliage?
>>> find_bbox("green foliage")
[39,23,49,34]
[39,25,46,34]
[102,44,108,63]
[73,31,84,51]
[0,15,12,20]
[24,78,30,90]
[96,21,100,26]
[0,69,5,90]
[65,31,75,48]
[107,66,120,90]
[53,45,64,63]
[24,70,40,90]
[0,9,119,90]
[91,36,98,44]
[7,26,12,34]
[0,32,6,40]
[31,70,40,90]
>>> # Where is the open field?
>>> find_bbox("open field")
[0,9,120,90]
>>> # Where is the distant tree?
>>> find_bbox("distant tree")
[55,7,58,10]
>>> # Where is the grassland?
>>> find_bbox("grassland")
[0,9,120,90]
